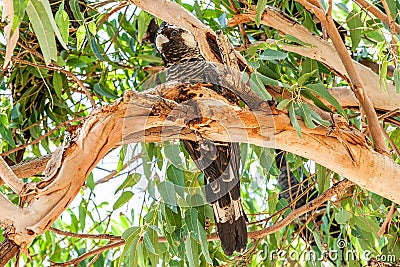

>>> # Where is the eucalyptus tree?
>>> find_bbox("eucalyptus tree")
[0,0,399,266]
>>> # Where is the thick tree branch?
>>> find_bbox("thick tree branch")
[48,179,352,265]
[228,8,400,114]
[249,179,353,239]
[0,116,84,157]
[1,83,399,264]
[381,0,398,67]
[0,238,20,266]
[1,2,399,264]
[282,0,389,154]
[128,0,251,71]
[0,157,24,194]
[11,155,51,179]
[353,0,400,34]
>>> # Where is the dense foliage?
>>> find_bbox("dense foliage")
[0,0,399,266]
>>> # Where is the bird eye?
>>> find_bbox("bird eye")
[171,30,178,37]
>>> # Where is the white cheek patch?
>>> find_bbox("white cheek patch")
[156,34,169,51]
[181,31,197,48]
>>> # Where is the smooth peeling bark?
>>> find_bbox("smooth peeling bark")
[1,85,400,266]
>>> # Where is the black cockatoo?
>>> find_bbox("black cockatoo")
[155,22,248,256]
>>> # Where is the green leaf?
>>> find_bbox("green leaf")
[79,201,86,231]
[347,8,363,51]
[252,71,288,88]
[298,102,316,129]
[277,99,290,111]
[86,172,95,191]
[158,180,177,206]
[268,192,278,215]
[166,165,185,197]
[301,89,332,112]
[69,0,84,22]
[305,83,346,117]
[164,143,183,169]
[115,173,141,193]
[255,0,267,26]
[0,124,16,147]
[76,25,86,51]
[259,49,288,61]
[143,231,157,254]
[335,209,351,225]
[0,114,8,126]
[316,163,328,194]
[198,225,212,264]
[394,65,400,93]
[90,38,107,61]
[94,83,118,99]
[249,72,272,100]
[185,234,199,267]
[193,1,203,22]
[283,34,313,47]
[260,148,275,174]
[113,191,134,210]
[52,72,63,99]
[351,216,380,233]
[312,231,323,251]
[297,69,317,86]
[301,58,318,77]
[121,227,141,265]
[11,0,29,36]
[11,103,23,123]
[385,0,397,20]
[26,0,58,65]
[137,11,151,43]
[122,226,141,241]
[38,0,68,49]
[166,165,184,187]
[309,109,332,127]
[55,4,70,44]
[288,102,302,137]
[136,54,163,64]
[88,21,97,36]
[164,205,182,229]
[380,60,389,94]
[185,208,199,241]
[364,30,384,43]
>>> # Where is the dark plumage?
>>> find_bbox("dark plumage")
[276,149,315,208]
[155,22,248,256]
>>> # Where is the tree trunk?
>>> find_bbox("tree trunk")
[0,238,19,266]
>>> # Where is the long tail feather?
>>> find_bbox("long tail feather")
[183,140,248,255]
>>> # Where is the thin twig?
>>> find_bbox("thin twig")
[95,154,142,185]
[380,124,400,158]
[248,180,353,240]
[0,49,96,108]
[49,227,122,241]
[353,0,400,34]
[50,240,125,266]
[0,117,84,157]
[228,0,250,45]
[50,180,353,266]
[294,0,389,154]
[88,253,102,267]
[97,1,129,29]
[381,0,398,67]
[377,202,396,238]
[378,107,400,120]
